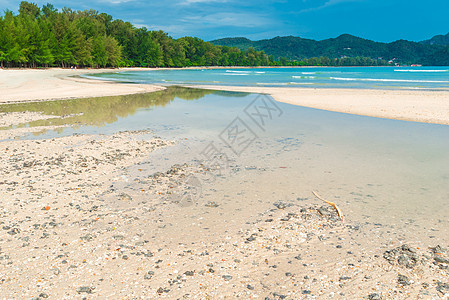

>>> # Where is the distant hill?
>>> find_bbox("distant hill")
[211,34,449,65]
[421,32,449,45]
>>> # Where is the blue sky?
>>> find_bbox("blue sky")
[1,0,448,42]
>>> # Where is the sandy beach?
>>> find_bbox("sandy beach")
[0,68,164,103]
[188,85,449,126]
[1,69,448,298]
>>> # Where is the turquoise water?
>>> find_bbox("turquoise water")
[87,67,449,90]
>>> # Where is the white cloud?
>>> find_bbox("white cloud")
[180,0,229,5]
[96,0,136,4]
[183,12,268,28]
[299,0,363,13]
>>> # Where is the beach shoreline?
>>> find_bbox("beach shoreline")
[1,68,448,125]
[1,68,448,298]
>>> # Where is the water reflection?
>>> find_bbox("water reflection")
[0,87,246,133]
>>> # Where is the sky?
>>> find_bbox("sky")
[1,0,448,42]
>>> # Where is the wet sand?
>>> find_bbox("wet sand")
[1,117,447,298]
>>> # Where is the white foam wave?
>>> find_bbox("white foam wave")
[330,77,449,83]
[222,73,250,76]
[292,76,316,79]
[394,69,449,73]
[225,70,251,74]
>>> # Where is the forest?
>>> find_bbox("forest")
[212,34,449,66]
[1,2,399,68]
[0,2,275,68]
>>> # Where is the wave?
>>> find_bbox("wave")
[292,76,316,79]
[256,82,314,86]
[330,77,449,83]
[222,73,250,76]
[394,69,449,73]
[225,70,251,74]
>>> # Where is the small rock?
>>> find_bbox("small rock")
[434,256,449,264]
[80,234,95,242]
[7,228,20,235]
[302,290,311,294]
[184,271,194,276]
[368,293,382,300]
[247,284,254,290]
[398,274,411,286]
[274,202,287,209]
[76,286,94,294]
[436,282,449,294]
[222,275,232,281]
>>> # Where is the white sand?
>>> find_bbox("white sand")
[188,85,449,125]
[0,68,164,103]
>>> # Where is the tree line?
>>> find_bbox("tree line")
[0,2,389,69]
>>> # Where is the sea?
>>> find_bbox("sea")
[85,66,449,90]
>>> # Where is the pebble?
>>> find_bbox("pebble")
[222,275,232,281]
[398,274,411,286]
[76,286,94,294]
[368,293,382,300]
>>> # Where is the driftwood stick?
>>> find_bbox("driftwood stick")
[312,191,344,221]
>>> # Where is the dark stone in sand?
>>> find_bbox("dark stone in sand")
[274,202,287,210]
[339,276,351,281]
[205,201,219,208]
[272,292,286,299]
[383,245,419,268]
[302,290,311,294]
[222,275,232,281]
[437,282,449,294]
[184,271,194,276]
[398,274,411,286]
[430,245,447,254]
[434,256,449,264]
[76,286,95,294]
[80,234,95,242]
[247,284,254,290]
[39,293,49,298]
[7,228,20,235]
[246,234,257,242]
[368,293,382,300]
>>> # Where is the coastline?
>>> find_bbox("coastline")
[1,68,448,125]
[1,68,448,298]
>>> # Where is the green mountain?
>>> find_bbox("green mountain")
[421,32,449,45]
[211,34,449,65]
